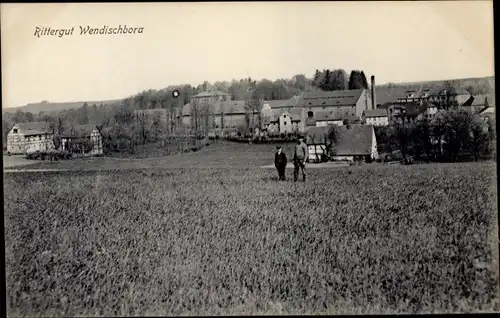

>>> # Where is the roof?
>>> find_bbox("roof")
[334,125,375,156]
[470,94,496,107]
[431,87,471,97]
[375,85,445,105]
[375,87,416,105]
[14,122,53,135]
[282,96,302,108]
[298,89,364,107]
[364,108,388,118]
[263,100,288,108]
[61,125,99,138]
[193,91,229,98]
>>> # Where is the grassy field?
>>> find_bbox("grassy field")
[13,142,292,171]
[4,157,499,316]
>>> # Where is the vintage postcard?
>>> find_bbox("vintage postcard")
[1,1,497,316]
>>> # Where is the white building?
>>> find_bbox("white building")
[363,109,389,126]
[7,122,55,154]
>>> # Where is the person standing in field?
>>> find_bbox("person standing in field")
[293,137,308,182]
[274,146,287,181]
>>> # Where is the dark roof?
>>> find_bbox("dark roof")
[263,100,289,108]
[62,125,99,138]
[431,87,471,97]
[375,85,443,105]
[375,87,414,105]
[298,89,364,107]
[15,122,53,135]
[470,94,496,107]
[334,125,375,156]
[364,108,388,118]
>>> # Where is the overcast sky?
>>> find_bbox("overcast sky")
[1,1,494,108]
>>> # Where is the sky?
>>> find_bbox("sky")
[1,1,495,108]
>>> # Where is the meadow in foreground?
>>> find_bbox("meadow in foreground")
[3,163,499,316]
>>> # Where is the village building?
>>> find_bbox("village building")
[60,124,103,156]
[363,109,389,126]
[461,94,495,114]
[297,88,373,125]
[374,86,425,108]
[427,87,471,106]
[7,121,55,154]
[331,124,379,161]
[305,124,379,162]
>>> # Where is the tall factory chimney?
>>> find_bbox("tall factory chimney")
[371,75,376,110]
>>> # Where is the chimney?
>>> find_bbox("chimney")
[371,75,376,110]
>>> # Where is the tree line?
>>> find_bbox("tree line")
[5,69,493,158]
[3,69,373,152]
[373,109,495,162]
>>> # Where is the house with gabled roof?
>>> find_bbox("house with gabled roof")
[331,124,379,161]
[7,121,55,154]
[427,86,471,106]
[60,124,103,155]
[305,124,378,162]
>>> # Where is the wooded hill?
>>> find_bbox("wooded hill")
[3,73,494,115]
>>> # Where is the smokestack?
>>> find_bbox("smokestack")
[371,75,376,110]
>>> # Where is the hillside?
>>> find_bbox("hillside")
[2,76,495,115]
[2,99,123,114]
[377,76,495,92]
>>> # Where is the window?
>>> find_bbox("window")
[13,128,18,134]
[284,121,287,125]
[307,111,314,118]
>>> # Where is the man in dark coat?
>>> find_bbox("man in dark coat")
[275,146,287,181]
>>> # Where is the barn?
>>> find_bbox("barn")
[60,124,103,156]
[305,124,379,162]
[331,124,379,161]
[6,122,55,155]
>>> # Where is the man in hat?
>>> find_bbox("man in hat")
[274,145,288,180]
[293,136,308,182]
